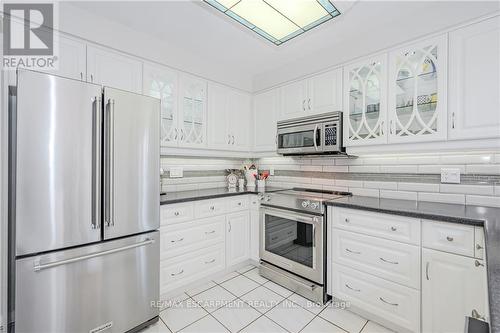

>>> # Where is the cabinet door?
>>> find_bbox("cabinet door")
[226,212,250,266]
[178,74,207,147]
[448,16,500,140]
[143,63,179,147]
[280,80,308,119]
[250,209,260,261]
[308,68,342,114]
[388,35,447,143]
[344,55,388,146]
[50,33,86,80]
[228,90,251,150]
[87,45,142,93]
[207,83,230,150]
[253,89,279,152]
[422,248,489,333]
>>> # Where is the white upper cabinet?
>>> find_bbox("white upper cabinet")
[178,74,207,148]
[422,248,489,332]
[388,35,448,143]
[228,90,251,150]
[87,44,142,93]
[280,69,342,120]
[344,55,388,146]
[49,33,86,81]
[253,89,279,152]
[143,63,179,147]
[448,16,500,140]
[280,80,308,119]
[308,68,343,114]
[208,83,252,152]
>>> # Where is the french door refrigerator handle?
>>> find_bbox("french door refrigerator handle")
[110,99,115,226]
[91,96,101,229]
[104,98,115,227]
[33,239,155,271]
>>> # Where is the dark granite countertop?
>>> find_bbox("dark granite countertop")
[326,196,500,332]
[160,187,286,205]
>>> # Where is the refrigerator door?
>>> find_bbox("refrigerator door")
[103,87,160,240]
[15,231,160,333]
[14,70,102,256]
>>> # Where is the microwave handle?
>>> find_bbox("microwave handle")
[313,124,319,151]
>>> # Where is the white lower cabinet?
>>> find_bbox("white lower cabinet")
[422,248,489,333]
[160,196,252,296]
[249,195,260,261]
[226,212,250,267]
[329,207,489,333]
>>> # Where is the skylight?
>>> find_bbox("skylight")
[204,0,341,45]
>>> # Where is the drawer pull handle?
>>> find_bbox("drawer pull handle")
[379,297,398,306]
[446,236,454,242]
[174,212,180,216]
[345,283,360,292]
[171,238,184,243]
[344,218,350,223]
[205,230,216,235]
[379,257,399,265]
[205,259,216,264]
[345,248,361,255]
[475,260,484,267]
[390,226,397,232]
[171,269,184,276]
[476,244,483,250]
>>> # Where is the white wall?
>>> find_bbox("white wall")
[58,3,253,92]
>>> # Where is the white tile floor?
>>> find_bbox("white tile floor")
[141,265,394,333]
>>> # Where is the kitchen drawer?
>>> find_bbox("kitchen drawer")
[332,230,420,289]
[160,202,194,225]
[249,195,260,210]
[332,264,420,333]
[422,220,474,257]
[227,196,249,212]
[160,244,225,295]
[333,208,421,245]
[160,217,225,259]
[475,226,485,259]
[194,199,226,218]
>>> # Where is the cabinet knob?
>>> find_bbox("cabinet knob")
[390,226,397,232]
[210,206,215,211]
[475,260,484,267]
[174,212,180,216]
[344,218,350,223]
[446,236,454,242]
[238,202,242,206]
[476,244,483,250]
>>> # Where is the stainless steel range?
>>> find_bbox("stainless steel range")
[258,188,351,304]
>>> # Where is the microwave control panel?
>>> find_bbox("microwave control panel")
[324,124,337,147]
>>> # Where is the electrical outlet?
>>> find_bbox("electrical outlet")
[270,167,275,176]
[169,167,183,178]
[441,168,460,184]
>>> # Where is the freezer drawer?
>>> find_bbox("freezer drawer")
[15,231,160,333]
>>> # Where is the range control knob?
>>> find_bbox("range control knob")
[265,195,271,202]
[310,202,319,210]
[302,200,311,208]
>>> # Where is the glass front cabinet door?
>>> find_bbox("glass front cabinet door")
[388,35,448,143]
[178,74,207,147]
[344,55,387,146]
[143,63,179,147]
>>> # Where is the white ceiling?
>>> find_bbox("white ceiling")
[68,1,499,91]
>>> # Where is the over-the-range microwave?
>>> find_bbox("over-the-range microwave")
[276,111,345,156]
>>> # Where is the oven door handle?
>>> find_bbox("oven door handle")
[313,124,319,151]
[261,207,322,225]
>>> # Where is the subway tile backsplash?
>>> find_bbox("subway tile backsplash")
[161,151,500,207]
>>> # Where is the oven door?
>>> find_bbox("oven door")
[276,124,321,155]
[260,206,323,284]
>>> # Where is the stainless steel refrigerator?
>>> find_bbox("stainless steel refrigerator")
[8,69,160,333]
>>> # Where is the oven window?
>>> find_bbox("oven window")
[264,214,313,268]
[278,130,315,149]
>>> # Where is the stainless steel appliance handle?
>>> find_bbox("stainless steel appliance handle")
[91,96,101,230]
[261,207,321,225]
[313,124,319,151]
[104,99,115,227]
[33,239,155,271]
